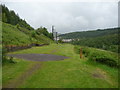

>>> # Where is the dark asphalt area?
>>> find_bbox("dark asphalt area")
[7,54,68,61]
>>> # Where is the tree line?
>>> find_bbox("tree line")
[59,28,119,39]
[1,4,34,30]
[72,34,119,53]
[1,4,53,40]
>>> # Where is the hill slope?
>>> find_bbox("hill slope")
[59,28,119,53]
[59,28,119,39]
[2,4,53,48]
[2,22,53,46]
[1,4,34,30]
[72,34,119,53]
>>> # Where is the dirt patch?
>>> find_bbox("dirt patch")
[92,68,107,79]
[92,68,114,86]
[92,73,105,79]
[7,54,68,61]
[3,63,41,88]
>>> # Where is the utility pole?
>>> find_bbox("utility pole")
[52,25,54,40]
[56,32,58,44]
[80,48,83,59]
[52,25,58,44]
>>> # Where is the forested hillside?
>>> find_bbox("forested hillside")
[2,22,53,46]
[1,4,53,51]
[1,4,33,30]
[72,34,119,53]
[59,28,119,39]
[59,28,119,53]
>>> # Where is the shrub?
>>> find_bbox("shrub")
[88,51,118,68]
[2,46,16,64]
[74,46,80,54]
[82,47,90,57]
[74,46,119,68]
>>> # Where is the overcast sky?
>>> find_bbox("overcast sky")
[2,1,118,33]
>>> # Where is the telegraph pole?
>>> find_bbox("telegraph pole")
[52,25,54,40]
[51,25,58,44]
[56,32,58,44]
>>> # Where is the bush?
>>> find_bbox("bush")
[74,46,80,54]
[88,51,118,68]
[74,46,119,68]
[2,46,16,64]
[96,58,117,67]
[82,47,90,57]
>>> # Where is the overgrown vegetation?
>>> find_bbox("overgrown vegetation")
[2,22,32,45]
[36,27,53,40]
[2,46,15,64]
[72,34,119,53]
[74,46,119,68]
[59,28,119,53]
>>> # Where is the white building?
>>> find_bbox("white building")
[62,39,73,42]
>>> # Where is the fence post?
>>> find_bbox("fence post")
[80,48,82,59]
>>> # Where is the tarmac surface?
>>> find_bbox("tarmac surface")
[7,54,68,61]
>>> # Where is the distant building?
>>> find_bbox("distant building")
[54,36,61,41]
[62,39,73,42]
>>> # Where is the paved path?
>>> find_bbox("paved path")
[7,54,68,61]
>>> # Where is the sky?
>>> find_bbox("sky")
[1,0,118,34]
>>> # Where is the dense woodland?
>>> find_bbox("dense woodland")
[2,5,33,30]
[60,28,119,53]
[72,34,119,53]
[59,28,119,39]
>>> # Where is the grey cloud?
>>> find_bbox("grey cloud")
[2,2,118,33]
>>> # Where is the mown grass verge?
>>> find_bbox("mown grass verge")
[2,58,39,87]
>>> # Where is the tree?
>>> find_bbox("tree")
[2,13,7,22]
[1,4,34,30]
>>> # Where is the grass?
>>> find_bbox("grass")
[3,44,118,88]
[2,23,32,45]
[74,45,119,68]
[2,58,39,86]
[2,22,53,46]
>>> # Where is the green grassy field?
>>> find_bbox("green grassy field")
[3,44,118,88]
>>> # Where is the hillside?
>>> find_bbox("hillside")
[59,28,119,53]
[72,34,119,53]
[2,4,53,52]
[1,4,34,30]
[2,22,53,46]
[59,28,119,39]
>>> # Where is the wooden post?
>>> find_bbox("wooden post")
[80,48,82,59]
